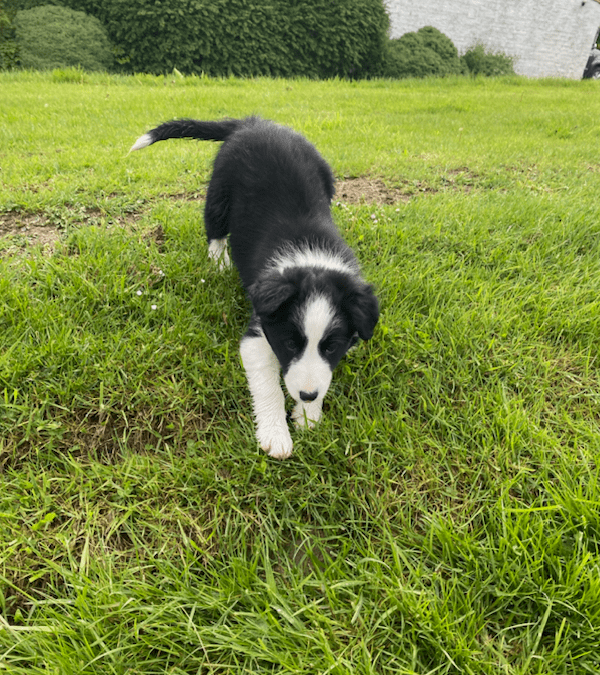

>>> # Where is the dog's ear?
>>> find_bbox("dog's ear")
[250,271,298,318]
[344,282,379,341]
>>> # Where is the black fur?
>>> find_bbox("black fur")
[140,116,377,330]
[256,267,363,376]
[202,117,341,288]
[134,116,379,452]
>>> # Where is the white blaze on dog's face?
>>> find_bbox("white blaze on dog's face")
[283,295,336,404]
[251,263,378,424]
[260,292,356,405]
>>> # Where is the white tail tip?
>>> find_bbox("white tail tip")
[129,133,153,153]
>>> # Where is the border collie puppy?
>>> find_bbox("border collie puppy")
[131,117,379,459]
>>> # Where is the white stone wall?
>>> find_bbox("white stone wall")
[384,0,600,78]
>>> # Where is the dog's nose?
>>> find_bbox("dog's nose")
[299,390,319,402]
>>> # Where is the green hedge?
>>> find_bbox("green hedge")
[383,26,465,79]
[461,43,515,77]
[14,4,113,71]
[62,0,389,78]
[5,2,515,79]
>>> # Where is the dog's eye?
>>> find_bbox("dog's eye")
[321,339,340,356]
[284,338,298,352]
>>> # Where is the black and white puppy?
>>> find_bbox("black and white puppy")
[131,117,379,458]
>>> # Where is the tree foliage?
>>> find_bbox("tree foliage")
[14,4,113,71]
[0,0,19,69]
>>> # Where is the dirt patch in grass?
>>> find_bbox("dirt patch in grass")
[335,177,412,205]
[0,404,210,471]
[164,189,207,202]
[165,178,417,206]
[0,212,62,255]
[71,406,207,462]
[0,175,437,255]
[0,207,145,257]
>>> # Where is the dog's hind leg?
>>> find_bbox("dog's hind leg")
[207,238,230,270]
[204,179,231,270]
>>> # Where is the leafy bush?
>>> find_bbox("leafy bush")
[14,4,113,71]
[62,0,388,78]
[383,26,465,79]
[1,38,20,69]
[461,43,515,77]
[0,0,19,69]
[11,0,47,8]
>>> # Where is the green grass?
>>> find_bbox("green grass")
[1,70,600,673]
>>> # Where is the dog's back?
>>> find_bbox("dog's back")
[132,117,340,288]
[206,118,339,286]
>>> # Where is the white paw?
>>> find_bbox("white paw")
[208,239,230,270]
[257,425,293,459]
[217,252,230,271]
[292,401,322,429]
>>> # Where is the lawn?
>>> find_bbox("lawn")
[1,70,600,674]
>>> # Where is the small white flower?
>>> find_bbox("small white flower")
[370,214,377,220]
[136,290,142,296]
[201,278,205,283]
[151,304,157,310]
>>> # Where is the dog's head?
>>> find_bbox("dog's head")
[250,267,379,404]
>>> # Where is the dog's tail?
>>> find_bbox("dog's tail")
[129,118,245,153]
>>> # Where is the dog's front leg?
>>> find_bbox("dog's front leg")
[240,331,293,459]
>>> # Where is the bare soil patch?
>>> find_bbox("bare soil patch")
[335,177,412,205]
[0,212,62,255]
[0,207,145,257]
[165,178,416,206]
[0,175,432,255]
